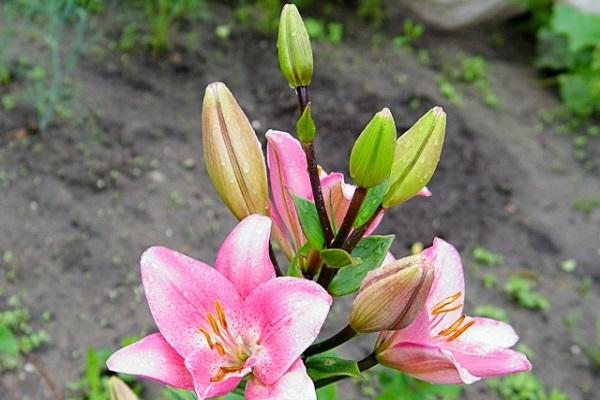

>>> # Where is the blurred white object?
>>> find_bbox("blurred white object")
[563,0,600,15]
[395,0,525,30]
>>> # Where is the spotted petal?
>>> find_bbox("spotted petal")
[141,246,242,357]
[185,348,244,400]
[245,359,316,400]
[215,214,275,299]
[242,277,332,385]
[106,333,194,390]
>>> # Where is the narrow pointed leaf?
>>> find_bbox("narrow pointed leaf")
[320,248,355,269]
[292,194,326,249]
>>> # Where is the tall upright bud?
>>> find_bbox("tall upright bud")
[202,82,269,219]
[349,255,434,333]
[349,108,396,189]
[278,4,313,88]
[382,107,446,208]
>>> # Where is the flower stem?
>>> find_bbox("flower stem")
[343,204,384,252]
[304,324,358,358]
[314,352,378,389]
[317,187,368,288]
[296,86,335,246]
[269,242,284,277]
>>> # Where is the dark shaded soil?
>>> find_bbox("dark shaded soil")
[1,3,599,399]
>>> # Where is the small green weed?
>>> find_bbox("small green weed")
[488,372,569,400]
[472,246,504,266]
[504,276,550,311]
[474,304,510,322]
[393,19,424,48]
[573,197,600,214]
[579,316,600,369]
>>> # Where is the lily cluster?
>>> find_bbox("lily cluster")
[107,4,531,400]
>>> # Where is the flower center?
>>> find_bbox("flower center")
[198,300,251,382]
[429,292,474,342]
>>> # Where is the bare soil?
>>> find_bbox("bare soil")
[1,3,599,399]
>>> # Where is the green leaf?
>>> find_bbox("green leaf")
[354,181,387,227]
[320,248,356,269]
[316,383,337,400]
[328,235,394,296]
[162,388,197,400]
[86,347,102,400]
[292,195,326,249]
[296,102,316,143]
[0,325,19,357]
[551,3,600,52]
[288,242,313,277]
[307,355,361,381]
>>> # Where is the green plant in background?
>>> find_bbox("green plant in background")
[504,275,550,311]
[393,18,424,48]
[369,367,462,400]
[472,246,504,266]
[474,304,510,322]
[535,3,600,116]
[1,0,90,131]
[579,316,600,370]
[0,296,49,370]
[488,372,569,400]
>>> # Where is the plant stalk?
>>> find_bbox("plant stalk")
[314,352,378,389]
[343,205,384,252]
[304,324,358,358]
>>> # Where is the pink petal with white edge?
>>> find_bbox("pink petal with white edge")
[141,246,242,357]
[447,340,532,378]
[266,130,310,251]
[320,172,352,230]
[376,308,432,351]
[185,348,244,400]
[457,317,519,348]
[106,333,194,390]
[242,277,332,385]
[377,342,479,384]
[422,238,465,327]
[417,186,432,197]
[245,359,316,400]
[215,215,275,299]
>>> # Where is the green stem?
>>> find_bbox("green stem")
[314,352,378,389]
[304,325,358,358]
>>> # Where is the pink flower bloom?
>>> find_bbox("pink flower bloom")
[107,215,332,399]
[375,238,531,384]
[267,130,429,259]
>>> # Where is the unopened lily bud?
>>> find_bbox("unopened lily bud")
[202,82,269,219]
[382,107,446,208]
[108,376,139,400]
[349,108,396,189]
[278,4,313,88]
[349,255,434,333]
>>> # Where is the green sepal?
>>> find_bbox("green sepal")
[292,194,326,249]
[306,355,362,381]
[354,180,387,227]
[328,235,395,296]
[320,248,359,269]
[296,102,316,143]
[288,242,313,277]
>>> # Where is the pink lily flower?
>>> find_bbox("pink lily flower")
[375,238,531,384]
[107,215,332,399]
[267,130,430,259]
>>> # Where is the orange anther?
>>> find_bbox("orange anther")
[215,300,228,330]
[439,314,466,337]
[431,292,462,315]
[446,320,476,342]
[210,368,226,382]
[199,328,214,349]
[207,313,220,335]
[214,342,226,357]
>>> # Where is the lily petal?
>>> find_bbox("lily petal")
[377,341,479,384]
[269,200,296,260]
[185,348,244,400]
[242,277,332,385]
[423,238,465,327]
[245,359,316,400]
[417,186,432,197]
[457,317,519,348]
[447,341,532,378]
[106,333,194,390]
[266,130,310,252]
[141,246,242,357]
[215,214,275,299]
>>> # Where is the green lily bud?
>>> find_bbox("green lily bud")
[296,102,316,143]
[382,107,446,208]
[202,82,269,220]
[349,254,434,333]
[278,4,313,88]
[349,108,396,189]
[108,377,139,400]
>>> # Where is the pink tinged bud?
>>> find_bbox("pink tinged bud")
[202,82,269,220]
[108,377,139,400]
[349,255,434,333]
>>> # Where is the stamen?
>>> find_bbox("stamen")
[210,368,226,383]
[431,303,462,315]
[221,365,244,373]
[207,313,220,335]
[198,328,214,349]
[446,320,476,342]
[431,292,462,315]
[438,314,466,336]
[215,300,228,330]
[214,342,226,357]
